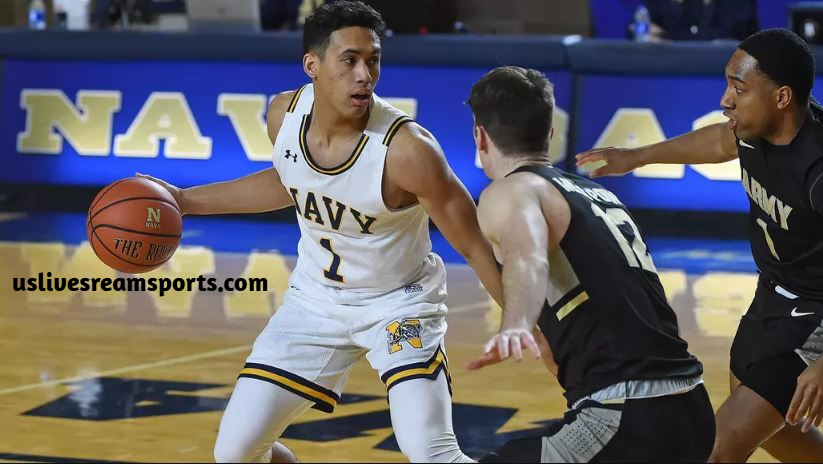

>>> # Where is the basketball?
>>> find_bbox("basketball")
[87,177,182,274]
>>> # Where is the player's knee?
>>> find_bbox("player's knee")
[711,424,755,462]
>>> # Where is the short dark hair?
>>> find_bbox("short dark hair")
[467,66,554,156]
[302,1,386,56]
[738,28,815,106]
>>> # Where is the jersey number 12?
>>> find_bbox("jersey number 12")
[591,204,657,273]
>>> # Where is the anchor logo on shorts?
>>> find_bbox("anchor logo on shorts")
[386,318,423,354]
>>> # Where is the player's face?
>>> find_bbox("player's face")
[720,49,779,141]
[312,27,381,119]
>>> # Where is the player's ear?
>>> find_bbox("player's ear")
[304,53,320,81]
[474,125,488,153]
[775,85,793,110]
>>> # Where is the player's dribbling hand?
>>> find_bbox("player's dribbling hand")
[465,328,541,371]
[136,173,185,213]
[574,147,642,178]
[787,359,823,432]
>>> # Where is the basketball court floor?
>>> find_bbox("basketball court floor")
[0,212,784,462]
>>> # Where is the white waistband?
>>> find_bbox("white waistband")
[572,375,704,409]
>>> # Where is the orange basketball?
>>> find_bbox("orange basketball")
[87,177,182,274]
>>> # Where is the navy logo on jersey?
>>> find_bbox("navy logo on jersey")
[386,319,422,353]
[284,150,298,162]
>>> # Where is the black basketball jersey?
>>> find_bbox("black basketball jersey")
[508,165,703,407]
[737,103,823,301]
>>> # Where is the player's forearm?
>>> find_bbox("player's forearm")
[464,246,504,307]
[637,122,737,166]
[499,254,548,331]
[180,168,292,215]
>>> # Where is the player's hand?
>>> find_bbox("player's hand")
[465,328,541,371]
[574,147,643,178]
[787,358,823,432]
[136,173,185,213]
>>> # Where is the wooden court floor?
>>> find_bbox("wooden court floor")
[0,238,782,462]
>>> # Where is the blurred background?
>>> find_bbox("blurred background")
[1,1,821,462]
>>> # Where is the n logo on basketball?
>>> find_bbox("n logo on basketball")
[146,207,161,229]
[386,319,422,354]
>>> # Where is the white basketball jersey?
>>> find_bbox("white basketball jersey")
[272,84,432,293]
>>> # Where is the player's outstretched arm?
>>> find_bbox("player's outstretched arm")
[138,167,293,216]
[138,90,298,216]
[386,124,504,306]
[575,122,739,178]
[468,178,550,367]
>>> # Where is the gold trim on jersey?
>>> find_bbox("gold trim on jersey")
[555,289,589,321]
[286,85,308,113]
[299,114,370,175]
[382,116,413,146]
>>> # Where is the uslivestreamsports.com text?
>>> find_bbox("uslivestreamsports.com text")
[13,272,267,297]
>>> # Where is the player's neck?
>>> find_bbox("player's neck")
[497,154,551,178]
[310,98,370,143]
[765,105,806,146]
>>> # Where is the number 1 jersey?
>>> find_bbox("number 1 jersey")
[272,84,432,293]
[509,165,702,407]
[736,103,823,301]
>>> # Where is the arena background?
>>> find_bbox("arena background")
[0,0,820,462]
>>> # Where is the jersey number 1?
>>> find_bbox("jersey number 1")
[319,238,344,283]
[591,204,657,273]
[756,218,781,260]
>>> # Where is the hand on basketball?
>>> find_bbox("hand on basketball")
[465,328,541,371]
[787,359,823,432]
[574,147,642,178]
[136,173,184,212]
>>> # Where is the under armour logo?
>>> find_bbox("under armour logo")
[285,150,297,162]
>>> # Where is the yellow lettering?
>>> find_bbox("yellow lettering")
[114,92,211,159]
[2,241,124,308]
[17,89,121,156]
[594,109,684,179]
[217,94,273,162]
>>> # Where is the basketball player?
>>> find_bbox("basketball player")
[138,2,504,462]
[575,29,823,462]
[463,66,715,462]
